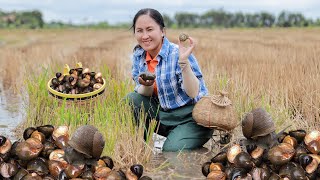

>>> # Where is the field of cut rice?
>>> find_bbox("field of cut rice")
[0,28,319,179]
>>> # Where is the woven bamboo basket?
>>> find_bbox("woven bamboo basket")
[47,78,106,107]
[192,91,238,131]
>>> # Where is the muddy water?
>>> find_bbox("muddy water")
[145,148,212,179]
[0,84,23,141]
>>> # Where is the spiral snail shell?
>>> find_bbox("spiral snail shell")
[68,125,105,159]
[242,108,276,139]
[179,33,189,42]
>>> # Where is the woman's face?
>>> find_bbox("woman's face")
[134,14,164,56]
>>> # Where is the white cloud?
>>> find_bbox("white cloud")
[0,0,319,24]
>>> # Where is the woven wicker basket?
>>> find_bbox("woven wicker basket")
[47,78,106,108]
[192,91,238,131]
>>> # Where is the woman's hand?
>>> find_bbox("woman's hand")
[178,36,195,61]
[138,77,155,86]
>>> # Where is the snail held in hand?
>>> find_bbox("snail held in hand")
[139,71,156,81]
[179,33,189,42]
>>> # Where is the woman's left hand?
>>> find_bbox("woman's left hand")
[178,36,196,61]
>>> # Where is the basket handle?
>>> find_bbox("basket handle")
[211,91,232,107]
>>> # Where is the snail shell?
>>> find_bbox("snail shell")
[68,125,105,159]
[0,136,11,154]
[130,164,144,179]
[304,130,320,154]
[93,167,112,179]
[23,127,37,140]
[52,126,69,141]
[227,144,242,163]
[139,71,156,81]
[37,125,54,138]
[179,33,189,42]
[242,108,276,139]
[201,162,211,177]
[95,72,102,79]
[100,156,114,169]
[207,170,226,179]
[250,167,270,180]
[93,83,103,90]
[267,143,295,166]
[0,162,18,178]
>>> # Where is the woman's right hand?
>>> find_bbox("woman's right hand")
[138,77,155,86]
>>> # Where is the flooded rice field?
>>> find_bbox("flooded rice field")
[0,86,215,180]
[0,85,213,179]
[0,29,220,179]
[0,83,23,141]
[0,28,319,179]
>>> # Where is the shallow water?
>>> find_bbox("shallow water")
[145,148,212,179]
[0,83,23,141]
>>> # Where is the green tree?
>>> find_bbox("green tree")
[259,12,275,27]
[162,13,174,28]
[277,11,291,27]
[175,12,199,28]
[200,9,229,27]
[245,13,260,27]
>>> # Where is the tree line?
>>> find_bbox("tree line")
[1,9,320,29]
[164,9,320,28]
[0,10,44,28]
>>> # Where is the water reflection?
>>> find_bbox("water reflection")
[0,82,23,141]
[146,147,212,179]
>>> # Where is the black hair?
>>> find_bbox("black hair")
[131,8,165,51]
[131,8,165,33]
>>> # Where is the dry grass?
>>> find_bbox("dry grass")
[173,28,320,132]
[0,28,320,168]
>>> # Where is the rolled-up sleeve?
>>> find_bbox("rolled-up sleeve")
[188,54,203,79]
[188,54,208,100]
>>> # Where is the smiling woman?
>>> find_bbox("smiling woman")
[124,8,213,152]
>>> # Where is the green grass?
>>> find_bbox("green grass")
[23,64,156,167]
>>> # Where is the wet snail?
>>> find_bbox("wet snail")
[49,63,105,95]
[267,143,295,165]
[139,71,156,81]
[0,135,11,155]
[202,107,320,179]
[0,125,150,179]
[0,125,151,180]
[304,130,320,154]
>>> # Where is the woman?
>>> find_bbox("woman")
[126,8,213,151]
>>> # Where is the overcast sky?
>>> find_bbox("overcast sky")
[0,0,319,24]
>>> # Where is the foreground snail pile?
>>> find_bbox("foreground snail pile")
[0,125,151,179]
[50,63,104,94]
[202,108,320,180]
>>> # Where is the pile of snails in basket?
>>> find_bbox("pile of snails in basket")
[202,108,320,180]
[0,125,151,179]
[50,63,104,94]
